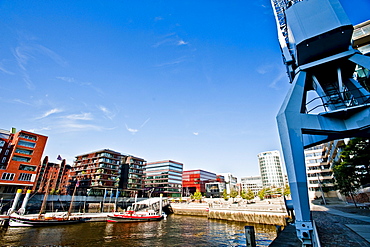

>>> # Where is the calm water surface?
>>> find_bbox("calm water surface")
[0,215,277,246]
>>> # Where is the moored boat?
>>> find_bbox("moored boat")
[9,212,84,227]
[107,210,163,223]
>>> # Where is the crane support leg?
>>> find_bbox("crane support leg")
[277,71,314,245]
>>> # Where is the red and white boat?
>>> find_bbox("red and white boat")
[107,210,163,223]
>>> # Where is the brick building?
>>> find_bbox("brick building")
[33,156,72,195]
[0,128,48,197]
[71,149,146,196]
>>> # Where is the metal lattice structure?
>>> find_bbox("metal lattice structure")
[270,0,370,245]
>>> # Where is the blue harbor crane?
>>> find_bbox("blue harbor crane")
[270,0,370,245]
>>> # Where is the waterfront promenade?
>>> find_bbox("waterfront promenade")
[271,202,370,246]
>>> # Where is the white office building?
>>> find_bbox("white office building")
[240,176,263,195]
[219,173,237,194]
[258,150,284,188]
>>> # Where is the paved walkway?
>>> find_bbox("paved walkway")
[313,204,370,245]
[270,204,370,246]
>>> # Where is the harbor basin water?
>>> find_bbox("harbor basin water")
[0,214,277,246]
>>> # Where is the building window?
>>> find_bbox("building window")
[19,173,32,181]
[1,157,6,163]
[1,172,15,180]
[0,140,5,147]
[19,164,37,171]
[15,148,33,155]
[18,140,36,148]
[12,156,31,163]
[19,133,37,141]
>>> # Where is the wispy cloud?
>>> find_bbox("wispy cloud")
[98,105,116,120]
[63,112,93,120]
[193,132,199,136]
[153,33,189,48]
[0,62,14,75]
[155,56,188,67]
[12,98,32,105]
[56,76,75,83]
[178,40,188,46]
[125,124,138,134]
[257,63,287,89]
[13,43,68,89]
[269,71,286,89]
[28,127,51,133]
[125,118,151,135]
[61,123,106,131]
[36,108,63,119]
[56,76,104,95]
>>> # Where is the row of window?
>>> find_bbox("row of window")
[19,133,37,141]
[1,172,33,181]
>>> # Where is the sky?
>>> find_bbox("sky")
[0,0,369,178]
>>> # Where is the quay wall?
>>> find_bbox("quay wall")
[171,202,289,226]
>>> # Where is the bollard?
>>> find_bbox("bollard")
[18,190,32,215]
[245,226,256,247]
[8,189,23,215]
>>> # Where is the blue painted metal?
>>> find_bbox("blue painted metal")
[271,0,370,245]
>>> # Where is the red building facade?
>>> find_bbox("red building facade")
[0,128,48,196]
[182,169,217,196]
[33,156,72,195]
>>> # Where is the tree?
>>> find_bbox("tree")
[245,189,255,201]
[333,137,370,207]
[333,161,359,207]
[258,188,266,200]
[230,189,238,199]
[264,187,272,199]
[283,184,291,196]
[339,138,370,185]
[222,189,229,200]
[192,191,203,201]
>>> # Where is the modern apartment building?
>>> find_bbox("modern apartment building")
[71,149,146,197]
[0,128,48,196]
[240,176,263,196]
[144,160,183,197]
[33,156,72,195]
[182,169,217,196]
[258,150,284,188]
[305,140,344,199]
[71,149,123,195]
[120,155,146,196]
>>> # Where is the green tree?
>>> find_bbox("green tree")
[276,187,282,196]
[333,138,370,207]
[193,191,203,201]
[339,138,370,185]
[222,189,229,200]
[333,161,359,207]
[245,189,255,201]
[265,187,272,199]
[230,189,238,199]
[283,184,291,196]
[258,188,266,200]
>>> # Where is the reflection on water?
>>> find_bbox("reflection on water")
[0,215,277,246]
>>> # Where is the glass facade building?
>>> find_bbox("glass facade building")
[144,160,183,197]
[258,150,284,188]
[182,169,217,196]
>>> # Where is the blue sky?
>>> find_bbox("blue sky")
[1,0,369,178]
